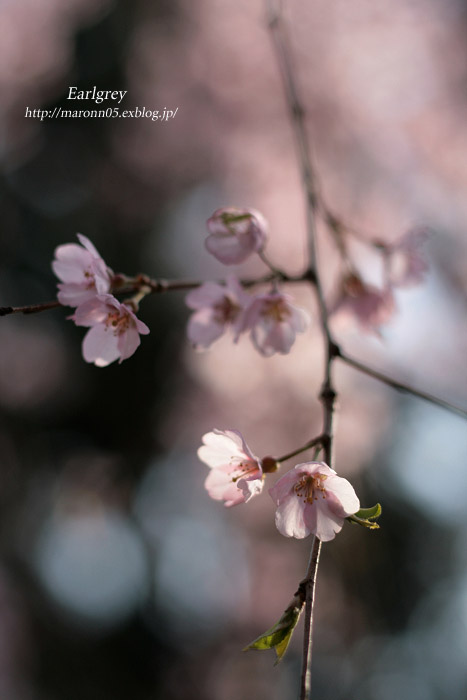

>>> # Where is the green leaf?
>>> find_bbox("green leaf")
[348,503,382,529]
[243,600,303,664]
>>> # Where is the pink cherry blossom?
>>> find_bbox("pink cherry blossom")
[71,294,149,367]
[205,207,268,265]
[331,272,395,332]
[385,228,428,288]
[269,461,360,541]
[242,290,310,357]
[52,234,112,307]
[185,276,250,349]
[198,429,264,507]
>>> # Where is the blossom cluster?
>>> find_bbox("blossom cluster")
[53,234,149,366]
[52,209,428,365]
[186,207,310,356]
[198,429,360,542]
[186,278,310,356]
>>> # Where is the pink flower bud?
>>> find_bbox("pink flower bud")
[198,429,264,507]
[52,234,112,307]
[269,462,360,541]
[205,207,268,265]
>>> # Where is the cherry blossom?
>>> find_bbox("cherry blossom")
[331,272,395,332]
[385,228,428,288]
[185,276,250,349]
[242,290,310,357]
[198,429,264,507]
[205,207,268,264]
[269,462,360,541]
[71,294,149,367]
[52,234,112,307]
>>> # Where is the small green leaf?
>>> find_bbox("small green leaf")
[243,600,303,664]
[348,503,382,529]
[355,503,382,520]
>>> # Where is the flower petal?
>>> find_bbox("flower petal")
[82,325,120,367]
[309,502,344,542]
[324,475,360,517]
[238,476,264,502]
[275,495,309,539]
[185,282,226,310]
[204,469,244,507]
[187,310,225,348]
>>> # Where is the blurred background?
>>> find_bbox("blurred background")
[0,0,466,698]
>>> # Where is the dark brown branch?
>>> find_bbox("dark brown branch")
[266,0,319,270]
[266,2,335,697]
[0,301,61,316]
[0,271,309,318]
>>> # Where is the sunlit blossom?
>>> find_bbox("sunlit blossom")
[72,294,149,367]
[185,276,250,349]
[242,290,310,356]
[269,461,360,541]
[198,429,263,507]
[52,234,112,307]
[205,207,268,264]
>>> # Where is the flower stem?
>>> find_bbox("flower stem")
[276,434,325,463]
[299,537,322,700]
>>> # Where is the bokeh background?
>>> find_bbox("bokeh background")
[0,0,466,698]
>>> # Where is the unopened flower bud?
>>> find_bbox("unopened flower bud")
[261,456,279,474]
[205,207,268,265]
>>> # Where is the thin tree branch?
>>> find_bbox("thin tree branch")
[0,301,62,316]
[266,0,319,268]
[276,433,325,463]
[267,2,336,697]
[0,271,311,318]
[338,350,467,419]
[299,536,321,698]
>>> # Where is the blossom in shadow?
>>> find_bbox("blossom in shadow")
[185,276,250,349]
[52,234,112,307]
[242,290,310,356]
[72,294,149,367]
[330,272,395,332]
[385,228,428,288]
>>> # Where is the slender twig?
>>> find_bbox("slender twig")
[299,536,321,697]
[276,434,325,463]
[0,270,311,318]
[267,2,337,697]
[338,351,467,419]
[0,301,62,316]
[266,1,319,262]
[257,249,289,279]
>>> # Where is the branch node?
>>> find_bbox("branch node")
[304,267,317,285]
[329,341,341,359]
